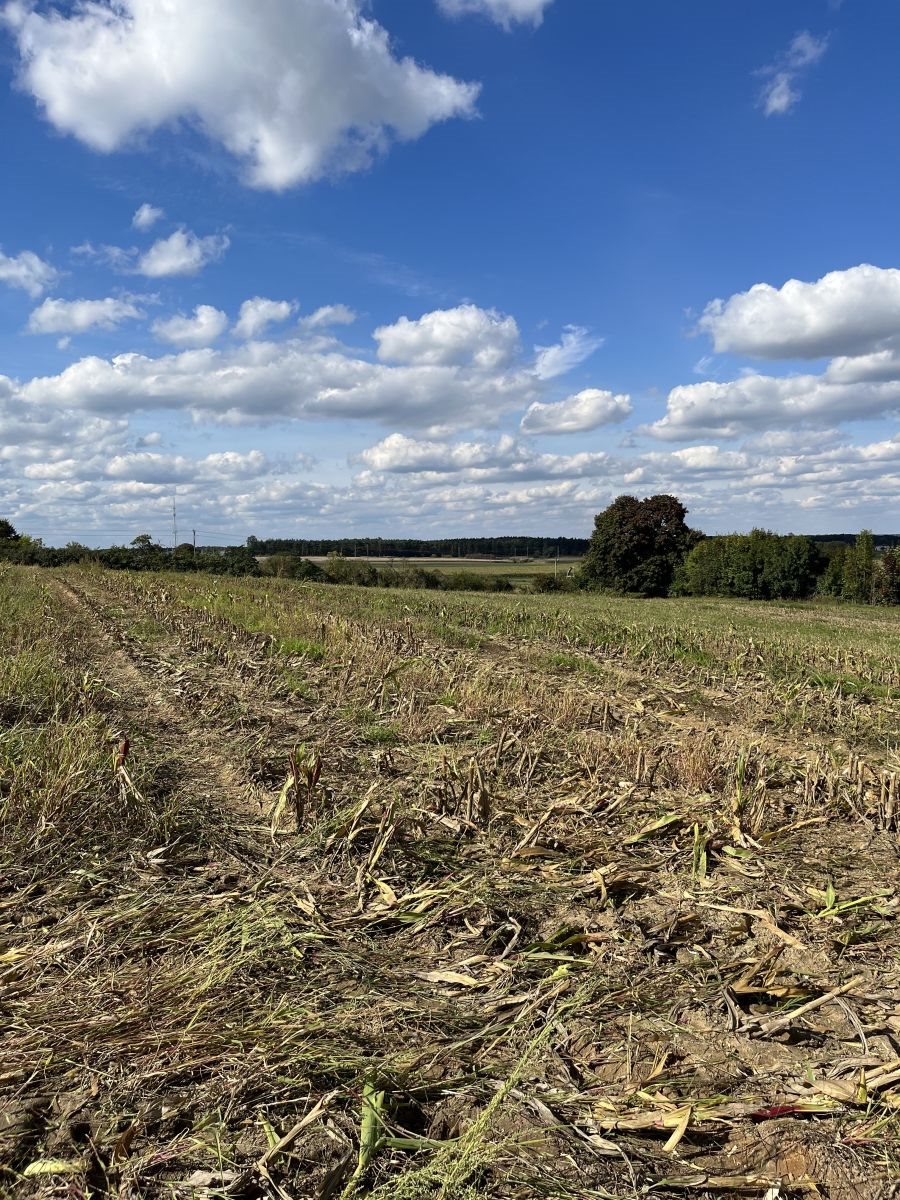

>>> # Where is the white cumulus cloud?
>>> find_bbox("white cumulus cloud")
[4,0,479,190]
[137,229,229,277]
[0,247,59,297]
[299,304,357,331]
[0,378,128,466]
[826,348,900,384]
[152,304,229,348]
[656,265,900,440]
[699,265,900,359]
[28,295,145,334]
[436,0,554,28]
[17,332,541,432]
[649,372,900,441]
[359,431,506,472]
[234,297,298,340]
[520,388,631,434]
[533,325,603,380]
[374,304,520,369]
[105,449,268,484]
[358,431,610,483]
[132,202,164,230]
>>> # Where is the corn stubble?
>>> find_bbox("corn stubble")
[1,562,900,1199]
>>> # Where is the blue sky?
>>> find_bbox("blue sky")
[1,0,899,545]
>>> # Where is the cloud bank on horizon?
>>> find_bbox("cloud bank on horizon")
[4,262,900,539]
[1,0,898,541]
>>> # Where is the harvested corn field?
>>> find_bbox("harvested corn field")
[2,564,900,1200]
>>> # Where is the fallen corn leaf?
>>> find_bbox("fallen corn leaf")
[416,969,484,988]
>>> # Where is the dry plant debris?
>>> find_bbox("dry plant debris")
[1,564,899,1198]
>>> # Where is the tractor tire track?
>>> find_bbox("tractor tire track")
[48,576,275,861]
[49,571,389,856]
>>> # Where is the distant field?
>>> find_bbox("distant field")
[305,554,583,586]
[3,564,899,1198]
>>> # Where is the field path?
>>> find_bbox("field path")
[48,575,276,854]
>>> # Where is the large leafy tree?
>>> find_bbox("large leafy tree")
[581,494,700,597]
[0,518,19,540]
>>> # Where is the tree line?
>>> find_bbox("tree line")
[245,535,590,558]
[674,528,900,603]
[579,495,900,603]
[0,527,516,591]
[0,526,261,576]
[2,505,899,604]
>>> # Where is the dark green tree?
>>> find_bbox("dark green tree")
[674,536,727,596]
[261,554,325,581]
[581,494,700,597]
[0,533,45,565]
[761,533,824,600]
[818,545,848,597]
[0,518,19,541]
[127,533,166,571]
[843,530,875,603]
[875,548,900,606]
[674,530,825,600]
[323,552,377,586]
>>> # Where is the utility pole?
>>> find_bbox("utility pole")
[555,546,559,579]
[192,529,197,558]
[172,498,177,550]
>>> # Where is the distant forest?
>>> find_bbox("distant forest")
[245,532,900,558]
[244,535,591,558]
